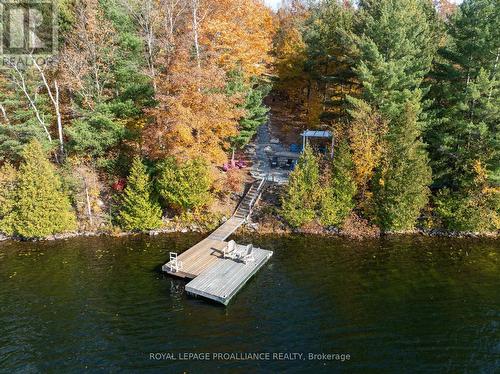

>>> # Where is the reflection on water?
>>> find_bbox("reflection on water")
[0,234,498,372]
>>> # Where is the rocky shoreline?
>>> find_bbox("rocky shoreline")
[0,220,497,243]
[240,220,499,239]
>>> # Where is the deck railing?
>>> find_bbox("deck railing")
[245,175,268,221]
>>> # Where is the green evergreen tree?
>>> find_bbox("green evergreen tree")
[157,157,212,213]
[236,84,271,147]
[118,156,163,231]
[304,0,355,122]
[354,0,439,119]
[371,102,432,231]
[67,107,127,159]
[434,187,499,233]
[320,141,357,227]
[12,141,77,239]
[427,0,499,188]
[0,162,17,235]
[351,0,437,230]
[227,72,271,150]
[281,145,320,227]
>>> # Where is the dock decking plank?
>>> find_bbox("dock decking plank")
[185,247,273,305]
[162,178,271,305]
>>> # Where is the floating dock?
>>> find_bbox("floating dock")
[162,178,272,305]
[186,244,273,305]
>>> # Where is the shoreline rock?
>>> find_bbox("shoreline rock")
[0,223,497,243]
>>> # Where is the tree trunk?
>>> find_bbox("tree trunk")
[192,0,201,69]
[84,181,94,226]
[0,104,9,124]
[488,48,499,101]
[10,64,53,143]
[33,58,65,160]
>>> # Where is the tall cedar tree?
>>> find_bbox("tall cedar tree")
[119,156,163,231]
[157,157,213,213]
[352,0,437,230]
[0,163,17,235]
[320,141,357,227]
[281,145,320,228]
[11,141,77,238]
[372,102,432,231]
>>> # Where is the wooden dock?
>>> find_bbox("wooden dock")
[185,244,273,305]
[162,178,272,305]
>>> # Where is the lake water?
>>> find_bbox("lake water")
[0,234,498,373]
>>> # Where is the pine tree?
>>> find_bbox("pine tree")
[227,73,271,150]
[281,145,320,227]
[350,0,437,230]
[354,0,439,119]
[118,156,163,231]
[304,0,355,123]
[0,162,17,235]
[320,141,357,227]
[427,0,499,188]
[12,141,77,239]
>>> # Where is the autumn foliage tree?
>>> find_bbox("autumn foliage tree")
[203,0,274,79]
[274,3,310,104]
[147,56,241,163]
[347,99,388,196]
[146,0,274,164]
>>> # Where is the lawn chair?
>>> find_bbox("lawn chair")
[240,244,255,264]
[168,252,183,273]
[223,240,237,258]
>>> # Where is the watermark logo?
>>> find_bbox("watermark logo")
[1,0,57,58]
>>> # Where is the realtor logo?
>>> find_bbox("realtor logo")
[0,0,57,56]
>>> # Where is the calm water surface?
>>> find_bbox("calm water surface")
[0,234,498,373]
